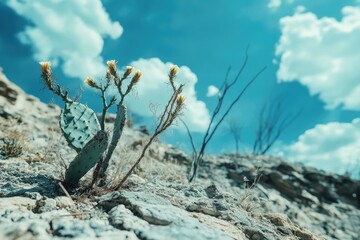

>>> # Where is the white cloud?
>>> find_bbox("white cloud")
[276,6,360,110]
[7,1,211,132]
[268,0,282,10]
[125,58,210,133]
[206,85,220,97]
[6,0,122,79]
[267,0,296,10]
[283,118,360,174]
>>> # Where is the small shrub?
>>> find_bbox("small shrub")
[0,137,23,159]
[0,118,29,160]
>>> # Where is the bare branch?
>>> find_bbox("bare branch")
[229,120,242,154]
[252,97,301,154]
[179,118,197,157]
[183,47,267,182]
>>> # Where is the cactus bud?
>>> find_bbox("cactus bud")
[39,61,52,76]
[169,65,179,79]
[84,77,98,88]
[123,66,134,78]
[39,61,54,89]
[107,60,117,77]
[132,70,142,83]
[176,95,186,106]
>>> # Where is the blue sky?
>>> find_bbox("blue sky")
[1,0,359,176]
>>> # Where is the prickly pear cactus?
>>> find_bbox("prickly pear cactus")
[64,130,109,185]
[60,102,101,152]
[98,104,127,178]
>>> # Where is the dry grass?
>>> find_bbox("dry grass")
[40,126,66,162]
[239,188,265,215]
[106,141,187,188]
[137,156,187,184]
[107,144,139,184]
[238,174,265,216]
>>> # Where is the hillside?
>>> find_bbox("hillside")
[0,69,359,240]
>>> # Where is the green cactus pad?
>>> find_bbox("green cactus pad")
[98,104,127,178]
[60,102,101,152]
[64,130,109,185]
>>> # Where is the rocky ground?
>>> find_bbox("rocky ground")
[0,69,359,240]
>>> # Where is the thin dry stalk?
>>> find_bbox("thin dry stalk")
[114,66,185,190]
[183,46,267,182]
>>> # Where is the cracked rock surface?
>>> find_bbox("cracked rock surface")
[1,70,359,239]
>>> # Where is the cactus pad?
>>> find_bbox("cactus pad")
[64,130,109,185]
[98,104,127,178]
[60,102,101,152]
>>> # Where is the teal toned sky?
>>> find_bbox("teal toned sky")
[0,0,359,177]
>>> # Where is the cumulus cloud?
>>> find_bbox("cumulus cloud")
[283,118,360,174]
[7,1,211,132]
[6,0,122,79]
[124,58,210,132]
[267,0,296,10]
[268,0,282,10]
[275,6,360,110]
[206,85,220,97]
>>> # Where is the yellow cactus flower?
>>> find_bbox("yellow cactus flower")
[107,60,117,76]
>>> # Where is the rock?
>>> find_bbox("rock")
[24,191,43,200]
[0,196,36,211]
[204,184,223,199]
[109,204,150,231]
[277,162,302,173]
[164,147,191,165]
[51,218,131,239]
[263,213,319,240]
[0,220,51,240]
[55,196,75,209]
[0,71,21,105]
[0,159,62,198]
[34,198,57,213]
[242,226,268,240]
[186,200,222,217]
[190,211,247,240]
[100,191,234,240]
[268,170,302,200]
[138,125,150,135]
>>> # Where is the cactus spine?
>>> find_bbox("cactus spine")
[60,102,101,152]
